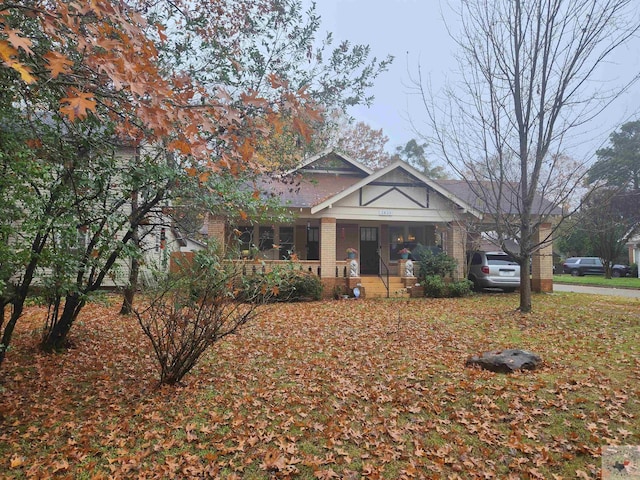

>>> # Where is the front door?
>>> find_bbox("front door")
[360,227,379,274]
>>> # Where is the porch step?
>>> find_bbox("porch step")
[358,276,409,298]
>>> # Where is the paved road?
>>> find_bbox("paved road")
[553,283,640,299]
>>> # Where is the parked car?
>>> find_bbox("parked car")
[467,251,520,292]
[561,257,629,277]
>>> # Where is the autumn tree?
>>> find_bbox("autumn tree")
[414,0,640,312]
[0,0,391,361]
[330,119,393,169]
[0,0,305,361]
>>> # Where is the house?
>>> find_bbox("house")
[204,150,556,297]
[626,234,640,272]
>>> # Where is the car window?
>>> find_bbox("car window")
[582,259,595,265]
[486,254,518,265]
[471,253,482,265]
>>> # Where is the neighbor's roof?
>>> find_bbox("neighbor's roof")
[435,179,562,216]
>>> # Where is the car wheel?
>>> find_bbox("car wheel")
[469,276,481,292]
[571,269,579,276]
[612,270,621,278]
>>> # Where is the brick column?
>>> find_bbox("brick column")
[532,223,553,292]
[320,217,336,278]
[207,213,226,250]
[444,223,466,280]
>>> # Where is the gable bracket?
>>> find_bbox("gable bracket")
[360,186,429,208]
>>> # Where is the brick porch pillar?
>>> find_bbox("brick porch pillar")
[207,214,226,251]
[445,223,466,280]
[320,217,336,278]
[532,223,553,292]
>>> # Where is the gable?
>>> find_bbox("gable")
[301,151,366,175]
[310,160,482,219]
[360,167,430,209]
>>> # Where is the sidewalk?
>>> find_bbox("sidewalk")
[553,283,640,298]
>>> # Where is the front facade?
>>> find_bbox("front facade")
[207,150,555,296]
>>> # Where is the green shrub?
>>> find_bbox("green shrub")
[279,271,323,301]
[448,279,474,297]
[422,276,473,298]
[414,247,457,282]
[422,275,448,298]
[240,264,322,303]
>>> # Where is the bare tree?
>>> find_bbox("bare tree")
[414,0,640,312]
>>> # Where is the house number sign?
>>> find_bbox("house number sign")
[379,210,393,216]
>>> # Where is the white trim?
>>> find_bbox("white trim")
[285,148,374,176]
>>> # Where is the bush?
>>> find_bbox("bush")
[422,275,473,298]
[278,270,323,301]
[240,263,322,303]
[414,247,457,281]
[631,263,638,278]
[448,279,474,297]
[422,275,448,298]
[136,246,269,385]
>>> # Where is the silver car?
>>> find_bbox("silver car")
[467,251,520,292]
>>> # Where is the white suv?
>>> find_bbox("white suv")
[467,251,520,292]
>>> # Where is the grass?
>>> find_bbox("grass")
[554,274,640,288]
[0,293,639,479]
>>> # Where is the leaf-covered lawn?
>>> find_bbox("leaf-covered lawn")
[1,293,639,479]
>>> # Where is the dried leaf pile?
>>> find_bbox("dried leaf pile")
[1,293,639,479]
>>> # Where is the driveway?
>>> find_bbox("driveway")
[553,283,640,299]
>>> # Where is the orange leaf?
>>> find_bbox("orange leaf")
[3,27,33,55]
[60,90,97,121]
[239,139,254,162]
[168,139,191,155]
[11,62,36,84]
[198,171,210,183]
[0,40,18,62]
[9,454,25,469]
[44,51,73,79]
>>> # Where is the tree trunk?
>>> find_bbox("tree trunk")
[41,293,85,352]
[120,189,140,315]
[519,258,532,313]
[120,255,140,315]
[0,301,23,367]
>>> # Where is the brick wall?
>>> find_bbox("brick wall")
[319,218,336,278]
[532,223,553,292]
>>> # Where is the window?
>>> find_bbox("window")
[360,227,377,242]
[237,226,254,254]
[389,226,425,260]
[279,227,294,259]
[258,226,274,251]
[307,227,319,260]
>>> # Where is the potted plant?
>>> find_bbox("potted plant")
[346,247,358,259]
[398,247,411,259]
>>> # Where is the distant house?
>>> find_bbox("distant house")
[626,233,640,269]
[205,150,557,297]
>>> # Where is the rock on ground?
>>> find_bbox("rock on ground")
[465,349,542,373]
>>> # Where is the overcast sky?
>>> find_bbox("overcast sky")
[309,0,640,163]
